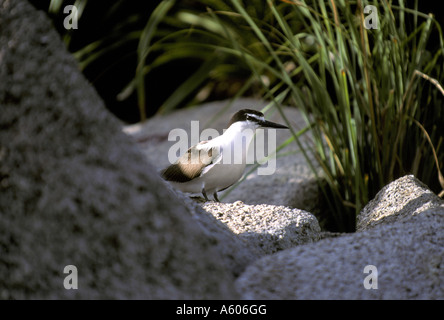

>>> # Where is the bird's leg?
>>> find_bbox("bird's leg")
[213,192,220,202]
[201,188,209,202]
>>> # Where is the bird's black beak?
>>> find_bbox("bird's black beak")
[260,119,289,129]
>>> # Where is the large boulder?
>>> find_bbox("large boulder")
[0,0,238,299]
[236,177,444,299]
[236,207,444,299]
[167,189,261,277]
[203,201,321,254]
[357,175,444,231]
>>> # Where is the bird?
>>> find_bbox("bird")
[161,109,289,202]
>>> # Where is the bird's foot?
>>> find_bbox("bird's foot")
[190,196,207,203]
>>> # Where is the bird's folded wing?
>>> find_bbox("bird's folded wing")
[161,142,221,183]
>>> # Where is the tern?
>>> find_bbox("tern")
[161,109,289,202]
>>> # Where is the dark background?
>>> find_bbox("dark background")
[29,0,207,123]
[28,0,444,124]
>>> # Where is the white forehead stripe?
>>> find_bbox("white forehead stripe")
[247,113,265,122]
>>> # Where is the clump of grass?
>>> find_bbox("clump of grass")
[217,0,444,231]
[153,0,444,231]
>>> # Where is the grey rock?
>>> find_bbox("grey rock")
[202,201,321,255]
[236,207,444,299]
[123,99,320,211]
[357,175,444,231]
[167,188,261,277]
[0,0,237,299]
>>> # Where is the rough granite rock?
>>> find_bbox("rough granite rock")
[0,0,238,299]
[236,207,444,299]
[357,175,444,231]
[202,201,321,254]
[166,188,261,277]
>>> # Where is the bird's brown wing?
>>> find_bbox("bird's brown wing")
[161,143,217,183]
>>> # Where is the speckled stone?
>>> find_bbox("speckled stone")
[236,207,444,299]
[357,175,444,231]
[0,0,237,299]
[202,201,321,254]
